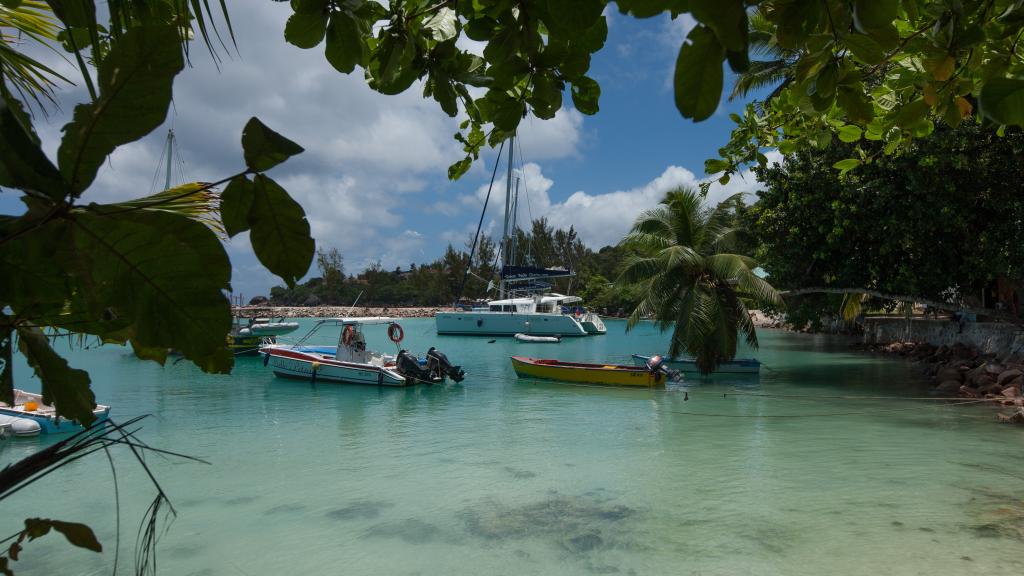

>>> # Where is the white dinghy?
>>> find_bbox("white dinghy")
[514,333,561,343]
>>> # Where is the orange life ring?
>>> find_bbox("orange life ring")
[388,323,404,344]
[342,325,355,346]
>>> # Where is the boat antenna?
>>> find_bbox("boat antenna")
[346,290,364,317]
[456,138,506,303]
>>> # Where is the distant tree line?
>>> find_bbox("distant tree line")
[265,219,647,314]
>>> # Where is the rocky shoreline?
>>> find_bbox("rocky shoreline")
[853,341,1024,423]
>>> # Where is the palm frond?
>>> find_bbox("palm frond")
[106,182,226,236]
[0,0,70,108]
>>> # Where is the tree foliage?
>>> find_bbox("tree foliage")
[617,187,782,373]
[747,121,1024,321]
[276,0,1024,181]
[0,2,314,428]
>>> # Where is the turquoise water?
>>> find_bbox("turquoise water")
[2,318,1023,575]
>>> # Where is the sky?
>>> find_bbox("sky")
[1,2,777,299]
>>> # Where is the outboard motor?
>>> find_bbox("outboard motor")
[426,347,465,383]
[645,355,680,381]
[396,350,436,384]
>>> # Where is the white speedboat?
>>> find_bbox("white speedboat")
[260,318,465,386]
[0,415,41,437]
[0,389,110,434]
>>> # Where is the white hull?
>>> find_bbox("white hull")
[514,333,561,343]
[435,312,587,336]
[578,312,607,334]
[0,389,110,434]
[631,355,761,374]
[266,348,407,386]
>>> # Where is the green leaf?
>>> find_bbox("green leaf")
[674,26,724,121]
[832,158,861,174]
[0,100,65,200]
[220,176,254,237]
[852,0,897,35]
[423,7,458,42]
[23,519,102,552]
[570,76,600,115]
[241,117,304,172]
[325,10,367,74]
[546,0,603,34]
[57,25,183,195]
[893,99,929,129]
[704,158,730,173]
[248,174,314,288]
[70,209,233,373]
[837,124,862,143]
[448,156,472,180]
[284,9,328,49]
[979,78,1024,125]
[16,326,96,426]
[844,34,884,65]
[690,0,748,52]
[369,31,419,95]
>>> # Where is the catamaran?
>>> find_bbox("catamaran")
[434,135,606,337]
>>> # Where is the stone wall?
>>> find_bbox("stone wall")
[863,317,1024,358]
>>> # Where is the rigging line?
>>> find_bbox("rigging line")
[457,139,506,301]
[149,133,169,194]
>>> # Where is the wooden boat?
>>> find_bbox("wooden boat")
[511,356,667,387]
[261,318,465,386]
[0,389,110,434]
[631,354,761,374]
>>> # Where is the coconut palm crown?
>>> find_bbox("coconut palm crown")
[617,187,782,373]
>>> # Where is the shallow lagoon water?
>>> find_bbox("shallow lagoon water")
[2,318,1023,575]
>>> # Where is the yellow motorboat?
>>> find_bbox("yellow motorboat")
[510,356,667,387]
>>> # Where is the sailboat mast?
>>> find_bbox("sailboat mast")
[164,129,175,190]
[500,134,515,299]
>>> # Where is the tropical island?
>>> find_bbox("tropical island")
[2,1,1024,575]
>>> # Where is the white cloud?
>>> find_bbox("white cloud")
[498,156,780,249]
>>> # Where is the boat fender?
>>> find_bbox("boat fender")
[476,319,483,327]
[388,323,404,344]
[262,353,270,367]
[311,361,320,384]
[342,325,355,346]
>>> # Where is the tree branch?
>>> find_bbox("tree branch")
[780,287,1024,325]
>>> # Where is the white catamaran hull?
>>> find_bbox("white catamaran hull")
[435,312,587,336]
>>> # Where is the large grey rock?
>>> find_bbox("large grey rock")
[936,368,963,383]
[936,380,962,394]
[996,369,1023,387]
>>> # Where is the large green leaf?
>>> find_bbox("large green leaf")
[369,30,419,95]
[690,0,747,52]
[220,175,254,237]
[546,0,604,33]
[0,99,65,200]
[423,7,458,42]
[284,9,328,49]
[325,10,367,74]
[241,117,304,172]
[571,76,600,115]
[70,209,233,372]
[674,26,724,121]
[16,325,96,425]
[57,25,183,195]
[979,78,1024,125]
[0,217,70,309]
[248,175,314,288]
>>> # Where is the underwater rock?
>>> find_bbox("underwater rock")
[326,500,395,521]
[563,532,604,553]
[503,466,538,479]
[363,518,441,544]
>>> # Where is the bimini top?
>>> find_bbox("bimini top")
[487,294,583,306]
[319,317,397,326]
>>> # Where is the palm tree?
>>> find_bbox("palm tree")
[617,187,782,373]
[0,0,68,108]
[729,8,800,101]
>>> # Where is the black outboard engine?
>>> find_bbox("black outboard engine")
[396,350,437,384]
[426,347,465,383]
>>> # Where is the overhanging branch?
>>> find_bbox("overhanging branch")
[780,287,1024,325]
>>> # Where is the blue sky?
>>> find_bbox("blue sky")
[1,3,771,299]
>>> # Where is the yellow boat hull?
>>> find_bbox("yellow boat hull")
[511,356,665,387]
